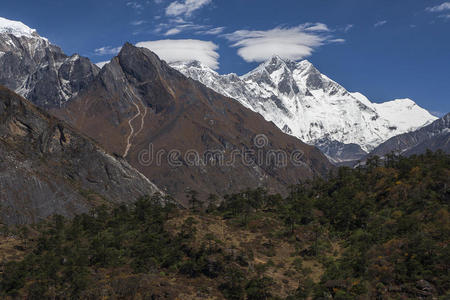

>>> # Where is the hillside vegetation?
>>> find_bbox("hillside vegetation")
[0,151,449,299]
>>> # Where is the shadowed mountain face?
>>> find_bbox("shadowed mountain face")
[53,43,332,202]
[0,25,99,108]
[0,86,160,225]
[314,138,368,166]
[369,113,450,157]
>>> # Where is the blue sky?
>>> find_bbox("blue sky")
[1,0,449,115]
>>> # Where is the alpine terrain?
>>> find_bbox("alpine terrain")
[369,112,450,157]
[53,43,332,201]
[0,17,99,108]
[0,5,448,299]
[0,85,160,225]
[0,17,333,201]
[171,57,437,164]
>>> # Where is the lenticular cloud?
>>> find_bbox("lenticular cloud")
[224,24,337,63]
[136,39,220,69]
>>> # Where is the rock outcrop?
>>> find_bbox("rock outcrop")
[0,17,99,108]
[0,86,160,225]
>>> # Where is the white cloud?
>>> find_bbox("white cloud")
[329,38,345,43]
[156,0,216,37]
[344,24,354,32]
[426,2,450,12]
[199,26,225,35]
[304,23,330,32]
[162,23,207,35]
[94,46,122,55]
[166,0,212,17]
[426,2,450,20]
[131,20,146,26]
[374,20,387,27]
[136,39,219,69]
[223,24,337,63]
[165,28,182,35]
[127,1,144,10]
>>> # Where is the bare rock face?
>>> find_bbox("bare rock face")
[0,86,160,225]
[0,18,99,108]
[314,138,367,166]
[54,43,333,202]
[369,113,450,157]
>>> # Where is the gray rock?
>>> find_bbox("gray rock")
[369,113,450,157]
[0,86,160,225]
[0,32,99,108]
[314,138,367,166]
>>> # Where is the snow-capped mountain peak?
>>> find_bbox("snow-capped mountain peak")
[243,55,296,81]
[0,17,43,39]
[0,16,99,108]
[170,56,437,162]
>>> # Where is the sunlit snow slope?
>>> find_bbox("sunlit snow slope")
[171,57,436,162]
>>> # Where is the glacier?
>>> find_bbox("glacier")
[171,56,437,163]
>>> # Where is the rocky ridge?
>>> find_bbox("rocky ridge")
[0,85,160,225]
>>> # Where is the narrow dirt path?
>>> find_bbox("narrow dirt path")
[134,102,147,137]
[123,99,142,158]
[123,85,149,157]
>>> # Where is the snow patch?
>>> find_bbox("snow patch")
[95,61,109,68]
[0,17,43,39]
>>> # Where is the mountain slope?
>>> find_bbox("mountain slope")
[0,85,160,225]
[53,43,332,201]
[1,152,448,299]
[0,17,99,108]
[171,58,436,162]
[369,113,450,157]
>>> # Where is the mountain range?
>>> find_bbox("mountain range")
[53,43,331,201]
[0,17,99,108]
[171,58,437,163]
[0,16,447,218]
[369,112,450,157]
[0,13,448,300]
[0,17,331,206]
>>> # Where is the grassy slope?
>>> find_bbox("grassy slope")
[0,151,448,299]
